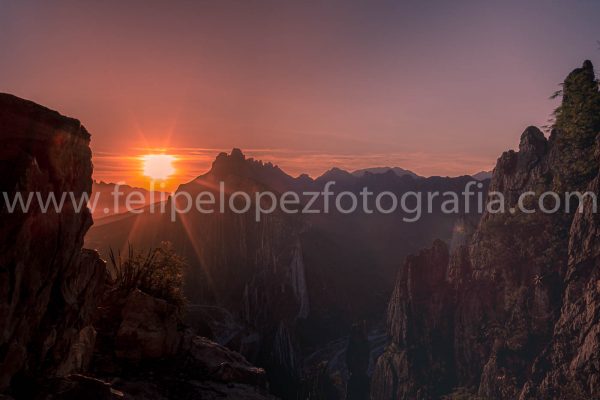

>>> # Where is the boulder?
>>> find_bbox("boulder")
[184,335,267,387]
[115,290,181,360]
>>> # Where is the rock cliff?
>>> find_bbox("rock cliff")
[371,61,600,399]
[0,94,274,399]
[0,93,106,392]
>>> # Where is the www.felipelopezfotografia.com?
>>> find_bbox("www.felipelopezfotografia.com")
[2,1,600,399]
[2,180,598,222]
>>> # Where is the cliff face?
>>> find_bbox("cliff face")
[372,61,600,399]
[0,94,106,390]
[532,148,600,398]
[168,151,311,397]
[371,240,454,400]
[0,94,274,400]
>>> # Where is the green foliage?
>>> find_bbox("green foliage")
[552,61,600,190]
[109,242,187,311]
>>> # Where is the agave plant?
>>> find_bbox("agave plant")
[107,242,187,311]
[108,244,156,294]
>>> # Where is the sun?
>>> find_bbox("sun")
[142,154,176,180]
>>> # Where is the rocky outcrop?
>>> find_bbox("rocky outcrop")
[114,290,182,360]
[371,241,454,400]
[529,144,600,399]
[92,288,271,399]
[0,94,275,399]
[0,94,107,392]
[372,61,600,399]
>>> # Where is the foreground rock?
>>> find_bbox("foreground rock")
[93,289,272,399]
[0,93,106,393]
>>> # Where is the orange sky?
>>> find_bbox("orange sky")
[2,1,600,190]
[94,147,496,191]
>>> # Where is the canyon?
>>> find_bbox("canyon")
[85,147,484,398]
[1,59,599,400]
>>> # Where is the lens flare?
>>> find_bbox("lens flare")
[142,154,176,180]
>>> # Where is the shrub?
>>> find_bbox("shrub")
[108,242,187,311]
[551,60,600,191]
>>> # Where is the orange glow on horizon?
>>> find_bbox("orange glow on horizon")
[91,147,495,192]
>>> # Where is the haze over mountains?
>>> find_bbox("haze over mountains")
[90,181,168,219]
[85,147,488,398]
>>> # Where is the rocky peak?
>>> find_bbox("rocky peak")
[488,125,551,207]
[518,126,547,155]
[211,148,248,176]
[551,60,600,190]
[561,60,597,105]
[315,167,355,184]
[201,148,295,193]
[230,147,246,160]
[0,93,91,194]
[554,59,600,138]
[582,59,594,72]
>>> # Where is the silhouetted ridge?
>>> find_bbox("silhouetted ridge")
[197,148,295,192]
[316,167,355,183]
[352,166,420,179]
[471,170,492,180]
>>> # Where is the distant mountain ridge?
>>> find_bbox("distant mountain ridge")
[471,170,493,180]
[351,166,420,179]
[180,149,491,192]
[91,180,167,219]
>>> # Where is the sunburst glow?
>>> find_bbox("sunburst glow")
[142,154,176,180]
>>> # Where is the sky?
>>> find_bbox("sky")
[1,0,600,189]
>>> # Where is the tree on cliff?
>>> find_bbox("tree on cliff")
[551,60,600,190]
